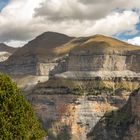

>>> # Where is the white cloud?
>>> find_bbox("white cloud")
[35,0,140,21]
[83,11,139,36]
[127,37,140,46]
[0,0,140,47]
[0,0,45,44]
[6,40,28,47]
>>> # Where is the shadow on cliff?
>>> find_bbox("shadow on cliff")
[41,118,72,140]
[87,88,140,140]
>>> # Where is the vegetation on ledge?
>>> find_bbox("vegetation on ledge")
[36,77,139,96]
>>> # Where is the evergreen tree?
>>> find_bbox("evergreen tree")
[0,73,46,140]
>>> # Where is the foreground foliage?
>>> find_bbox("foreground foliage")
[0,73,46,140]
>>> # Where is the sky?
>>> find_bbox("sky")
[0,0,140,47]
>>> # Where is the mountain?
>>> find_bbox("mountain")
[27,35,139,140]
[1,32,140,76]
[12,31,74,57]
[53,34,140,74]
[53,34,140,55]
[0,32,139,139]
[0,43,17,62]
[0,32,74,75]
[0,43,16,53]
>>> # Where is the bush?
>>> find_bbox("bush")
[0,73,46,140]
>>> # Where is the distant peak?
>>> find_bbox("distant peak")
[0,43,6,46]
[92,34,109,38]
[36,31,72,39]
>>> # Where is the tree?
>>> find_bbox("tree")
[0,73,46,140]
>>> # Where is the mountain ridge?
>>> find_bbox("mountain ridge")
[0,31,140,76]
[0,43,17,53]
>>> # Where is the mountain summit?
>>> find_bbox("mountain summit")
[13,31,74,56]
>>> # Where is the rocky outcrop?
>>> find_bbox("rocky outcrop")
[0,52,11,62]
[67,51,140,72]
[87,88,140,140]
[29,70,139,139]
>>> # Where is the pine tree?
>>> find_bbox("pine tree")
[0,73,46,140]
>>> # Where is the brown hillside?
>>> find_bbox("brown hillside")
[12,31,74,57]
[54,34,140,55]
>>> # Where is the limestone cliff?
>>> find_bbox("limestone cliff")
[30,72,139,139]
[27,89,131,140]
[87,88,140,140]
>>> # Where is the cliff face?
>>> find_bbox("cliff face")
[30,73,139,139]
[27,90,130,140]
[87,88,140,140]
[68,52,140,72]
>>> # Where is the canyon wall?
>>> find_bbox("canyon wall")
[28,75,139,140]
[87,88,140,140]
[2,52,140,76]
[27,90,130,140]
[1,55,37,75]
[67,51,140,72]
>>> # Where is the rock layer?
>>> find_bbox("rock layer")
[27,91,130,140]
[87,88,140,140]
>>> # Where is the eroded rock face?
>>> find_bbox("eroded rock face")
[2,54,37,75]
[87,88,140,140]
[67,52,140,72]
[27,91,130,140]
[29,74,139,140]
[124,89,140,140]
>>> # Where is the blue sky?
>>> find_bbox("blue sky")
[0,0,9,11]
[0,0,140,47]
